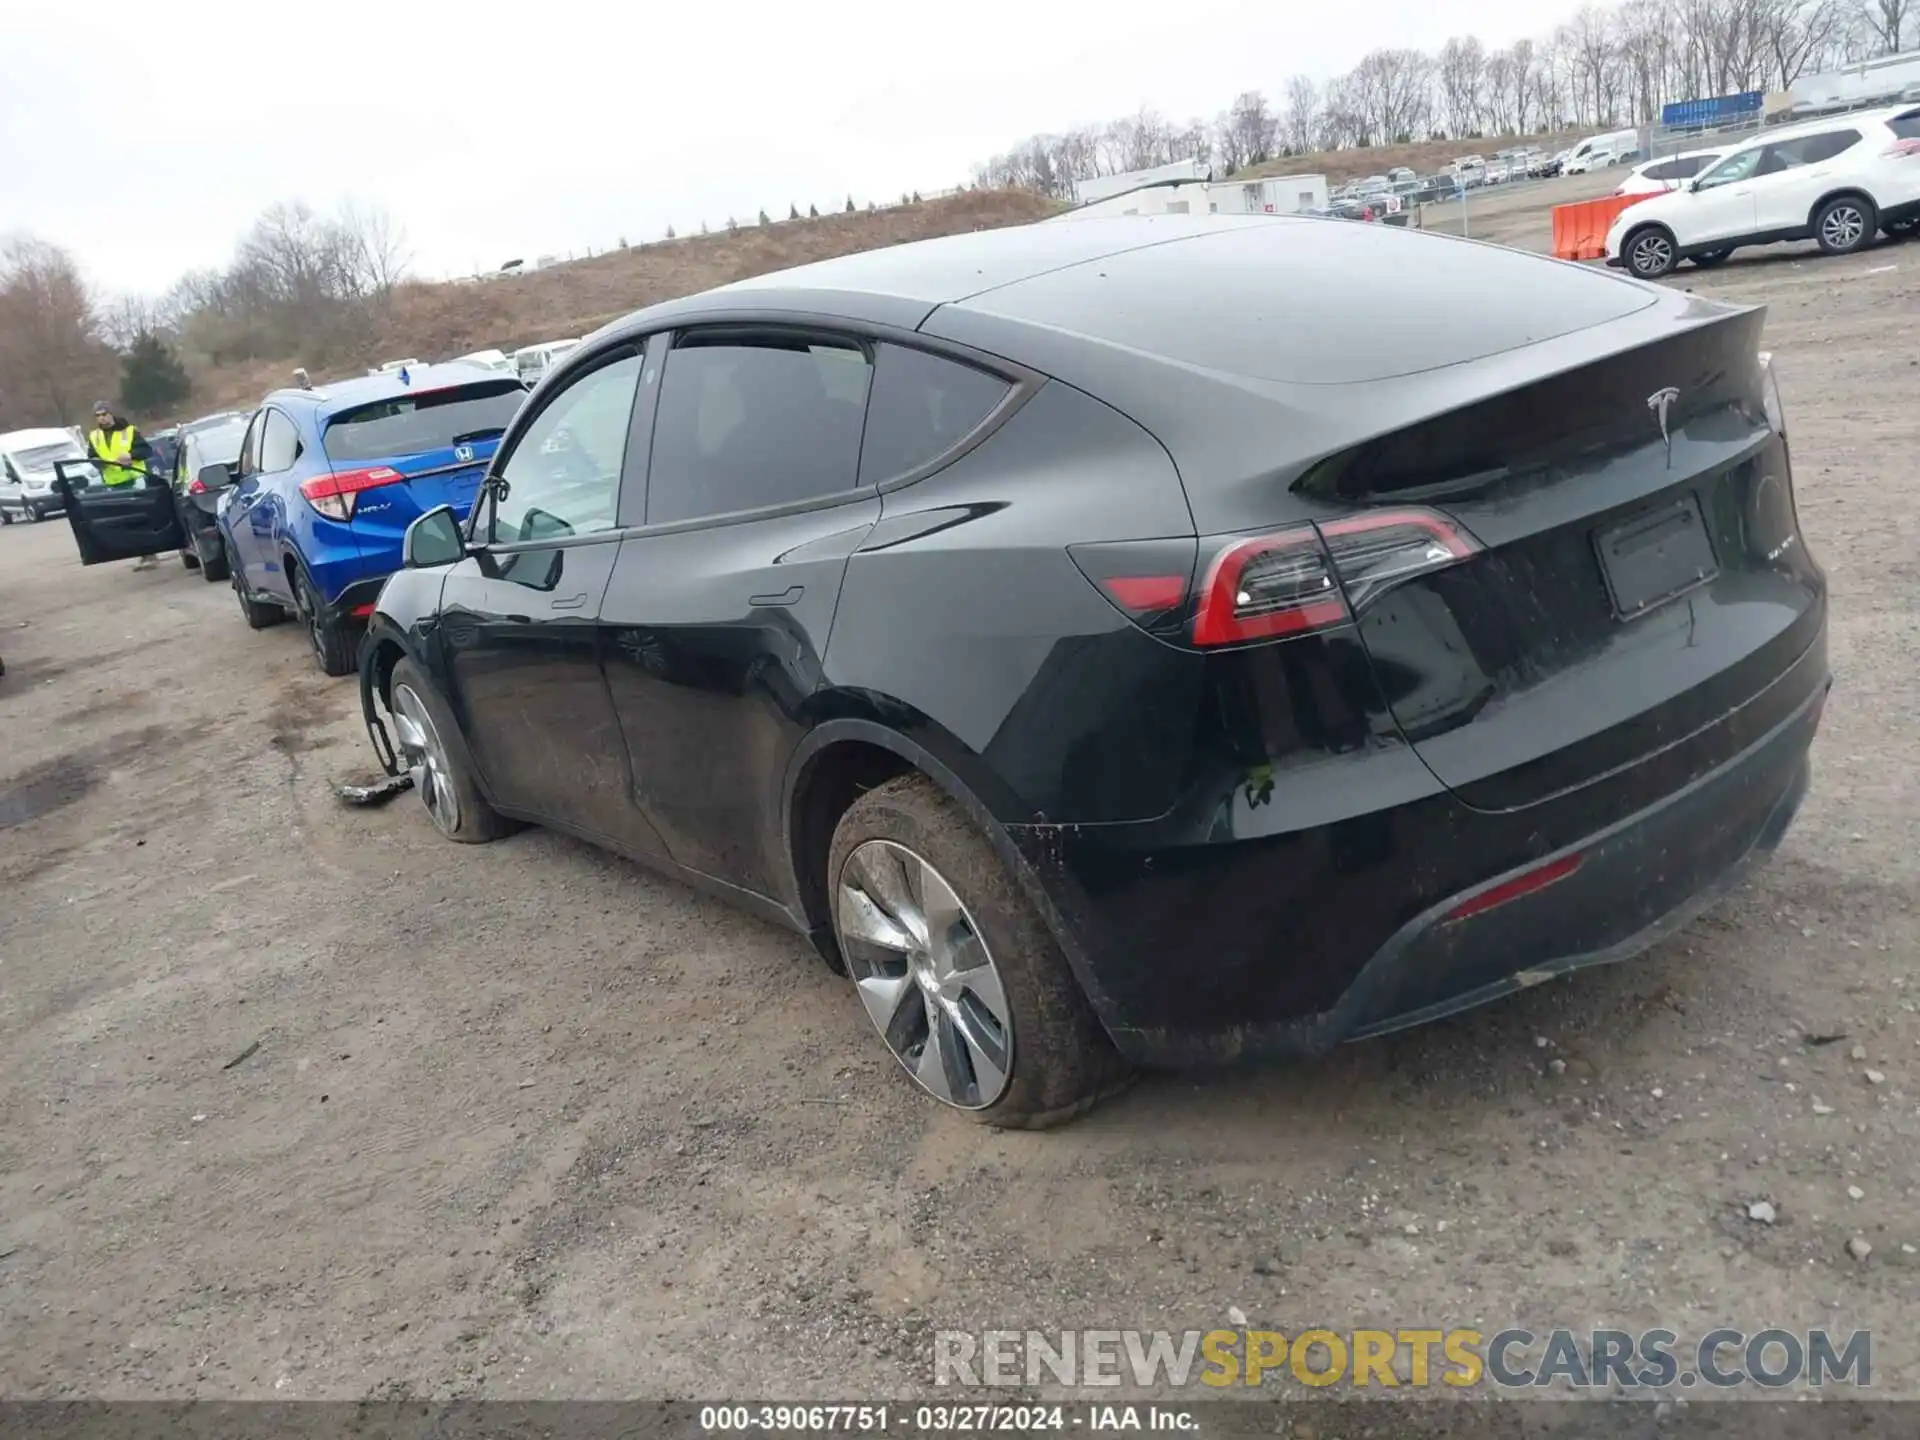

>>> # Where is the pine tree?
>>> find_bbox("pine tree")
[119,333,190,413]
[808,203,819,219]
[911,190,922,203]
[666,224,677,240]
[789,202,801,221]
[758,208,771,226]
[846,195,856,213]
[726,217,738,232]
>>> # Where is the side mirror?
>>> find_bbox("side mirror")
[197,462,233,490]
[403,505,466,569]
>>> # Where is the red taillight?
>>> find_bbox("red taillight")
[1192,508,1481,647]
[299,466,402,521]
[187,477,206,495]
[1885,138,1920,159]
[1101,575,1189,612]
[350,603,376,618]
[1443,853,1584,923]
[1194,529,1347,644]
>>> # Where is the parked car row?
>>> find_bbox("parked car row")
[1607,102,1920,277]
[49,366,527,674]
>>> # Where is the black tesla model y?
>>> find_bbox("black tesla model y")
[359,215,1827,1127]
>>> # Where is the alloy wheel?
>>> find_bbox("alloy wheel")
[1630,232,1672,276]
[1821,204,1865,250]
[836,839,1014,1109]
[390,682,461,836]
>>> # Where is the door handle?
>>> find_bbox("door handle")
[748,585,805,606]
[549,593,589,610]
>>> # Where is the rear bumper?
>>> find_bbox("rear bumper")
[323,575,388,623]
[1343,681,1818,1043]
[1010,655,1827,1069]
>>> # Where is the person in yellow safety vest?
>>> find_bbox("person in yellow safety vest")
[86,401,161,570]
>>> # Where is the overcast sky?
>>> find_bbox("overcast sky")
[2,0,1574,300]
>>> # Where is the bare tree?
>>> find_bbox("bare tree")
[100,293,158,350]
[1856,0,1912,51]
[1759,0,1849,85]
[1346,48,1436,144]
[0,237,118,428]
[1437,36,1488,136]
[1217,90,1280,174]
[1281,74,1322,154]
[337,199,411,302]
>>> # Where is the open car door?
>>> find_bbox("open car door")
[53,459,186,565]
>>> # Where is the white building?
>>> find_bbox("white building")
[1209,174,1329,215]
[1054,173,1329,221]
[1073,158,1209,205]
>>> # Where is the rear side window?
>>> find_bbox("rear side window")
[260,410,302,472]
[1760,129,1860,172]
[324,380,525,463]
[858,345,1011,486]
[235,413,263,476]
[647,334,872,525]
[1891,109,1920,140]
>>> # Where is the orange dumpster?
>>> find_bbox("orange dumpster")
[1550,193,1649,262]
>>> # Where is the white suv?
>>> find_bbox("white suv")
[1606,105,1920,278]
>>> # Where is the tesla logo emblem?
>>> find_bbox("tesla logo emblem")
[454,444,475,463]
[1647,387,1681,450]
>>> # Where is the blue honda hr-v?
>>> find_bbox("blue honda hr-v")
[214,364,526,674]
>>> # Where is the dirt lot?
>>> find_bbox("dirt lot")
[2,218,1917,1405]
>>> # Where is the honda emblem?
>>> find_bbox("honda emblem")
[454,444,475,464]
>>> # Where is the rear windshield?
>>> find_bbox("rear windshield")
[324,380,525,462]
[186,421,248,469]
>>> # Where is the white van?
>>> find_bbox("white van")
[451,348,514,373]
[0,427,88,524]
[1564,129,1641,174]
[514,339,579,387]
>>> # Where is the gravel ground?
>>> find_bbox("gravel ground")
[1,220,1916,1404]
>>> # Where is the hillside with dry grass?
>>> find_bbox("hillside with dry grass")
[187,133,1589,413]
[193,190,1063,410]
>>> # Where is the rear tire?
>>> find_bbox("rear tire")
[228,540,284,630]
[292,564,356,678]
[1814,194,1875,255]
[827,774,1129,1129]
[1624,225,1678,279]
[199,540,230,582]
[180,546,201,570]
[388,657,517,844]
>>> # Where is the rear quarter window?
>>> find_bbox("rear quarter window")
[1891,109,1920,140]
[325,380,525,462]
[858,345,1011,486]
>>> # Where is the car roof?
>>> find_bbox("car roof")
[261,362,521,416]
[602,215,1284,335]
[0,427,81,451]
[1729,104,1912,151]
